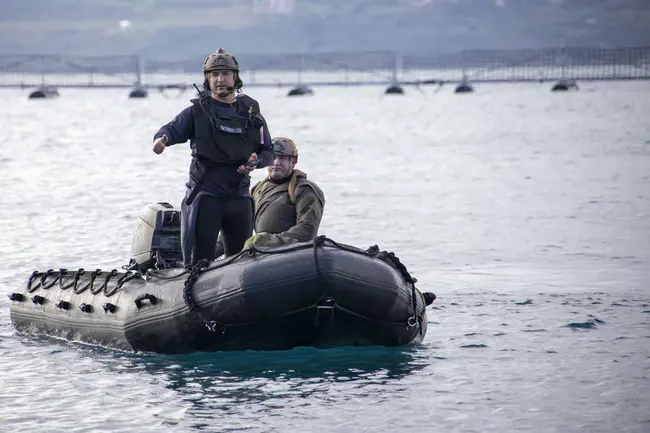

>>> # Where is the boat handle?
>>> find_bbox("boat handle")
[134,293,158,310]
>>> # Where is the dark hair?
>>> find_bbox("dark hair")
[202,73,244,93]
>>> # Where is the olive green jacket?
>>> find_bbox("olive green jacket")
[215,169,325,254]
[250,169,325,246]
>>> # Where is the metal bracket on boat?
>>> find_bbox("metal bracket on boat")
[79,303,93,313]
[32,295,46,305]
[205,321,220,332]
[314,297,336,326]
[103,303,117,313]
[407,316,418,328]
[316,297,336,310]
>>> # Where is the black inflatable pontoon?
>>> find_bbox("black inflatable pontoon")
[9,203,435,354]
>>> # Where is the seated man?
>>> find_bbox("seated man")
[215,136,325,254]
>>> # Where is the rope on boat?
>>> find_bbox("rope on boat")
[91,269,118,295]
[22,267,142,299]
[182,259,221,332]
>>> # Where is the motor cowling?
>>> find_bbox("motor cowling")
[131,202,182,271]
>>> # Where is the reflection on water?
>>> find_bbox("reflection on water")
[110,346,427,402]
[81,345,432,431]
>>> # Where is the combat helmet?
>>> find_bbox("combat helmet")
[202,48,243,90]
[272,137,298,158]
[203,48,239,73]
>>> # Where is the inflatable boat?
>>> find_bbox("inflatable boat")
[8,203,435,354]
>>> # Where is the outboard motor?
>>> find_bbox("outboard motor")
[130,202,183,271]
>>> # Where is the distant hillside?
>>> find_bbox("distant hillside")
[0,0,649,59]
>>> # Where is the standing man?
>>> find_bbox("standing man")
[152,48,273,266]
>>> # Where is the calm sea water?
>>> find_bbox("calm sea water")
[1,81,649,432]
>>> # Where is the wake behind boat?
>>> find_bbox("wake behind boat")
[8,203,435,354]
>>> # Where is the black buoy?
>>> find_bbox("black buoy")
[454,80,474,93]
[28,86,59,99]
[551,79,579,92]
[454,84,474,93]
[384,84,404,94]
[129,87,148,98]
[287,85,313,96]
[454,75,474,94]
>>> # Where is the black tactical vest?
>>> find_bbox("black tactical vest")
[190,95,262,166]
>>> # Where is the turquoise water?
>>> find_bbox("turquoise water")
[1,82,649,432]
